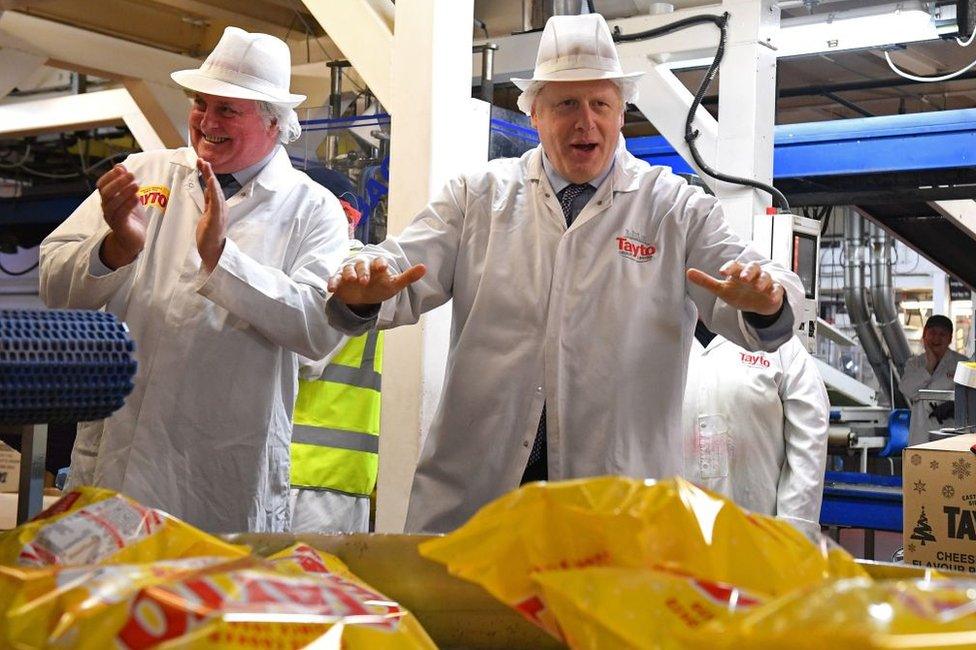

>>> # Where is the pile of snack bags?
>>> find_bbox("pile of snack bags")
[4,478,975,649]
[420,476,976,650]
[0,486,435,649]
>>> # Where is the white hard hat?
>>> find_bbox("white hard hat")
[511,13,644,89]
[171,26,306,107]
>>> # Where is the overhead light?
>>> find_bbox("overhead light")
[659,1,941,70]
[775,2,939,58]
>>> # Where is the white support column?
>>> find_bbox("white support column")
[933,270,949,317]
[0,48,45,99]
[376,0,489,532]
[299,0,395,112]
[715,0,779,238]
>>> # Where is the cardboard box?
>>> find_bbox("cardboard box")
[0,442,19,493]
[903,433,976,574]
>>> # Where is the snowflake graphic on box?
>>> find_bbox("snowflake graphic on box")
[952,457,972,480]
[913,480,926,494]
[930,460,940,470]
[907,543,916,553]
[943,485,956,499]
[911,454,922,466]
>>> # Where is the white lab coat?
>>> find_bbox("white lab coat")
[328,143,804,533]
[901,349,968,446]
[682,335,829,537]
[39,146,348,533]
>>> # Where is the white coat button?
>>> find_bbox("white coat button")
[536,386,543,392]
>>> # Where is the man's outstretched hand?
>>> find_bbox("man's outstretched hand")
[687,260,784,316]
[327,257,426,307]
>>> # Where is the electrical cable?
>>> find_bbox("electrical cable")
[883,49,976,82]
[958,19,976,46]
[0,144,31,169]
[613,13,791,212]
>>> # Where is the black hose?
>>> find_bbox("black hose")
[613,12,791,212]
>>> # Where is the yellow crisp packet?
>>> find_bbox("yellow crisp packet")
[420,476,865,639]
[730,577,976,649]
[533,566,764,650]
[0,556,234,649]
[0,545,435,649]
[0,487,249,567]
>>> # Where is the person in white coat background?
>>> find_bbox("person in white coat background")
[682,322,829,538]
[901,314,969,446]
[325,13,804,534]
[39,27,348,533]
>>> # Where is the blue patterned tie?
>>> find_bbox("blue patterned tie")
[559,183,590,226]
[522,183,592,483]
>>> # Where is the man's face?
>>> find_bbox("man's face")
[922,325,952,359]
[189,93,278,174]
[530,79,624,184]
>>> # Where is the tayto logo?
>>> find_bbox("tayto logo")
[615,230,656,263]
[945,506,976,540]
[137,185,170,212]
[738,352,770,368]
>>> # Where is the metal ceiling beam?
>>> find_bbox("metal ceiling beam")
[0,87,169,151]
[930,200,976,242]
[9,0,209,55]
[300,0,394,111]
[0,11,195,144]
[0,47,45,99]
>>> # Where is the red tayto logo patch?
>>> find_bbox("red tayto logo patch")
[739,351,770,368]
[616,231,656,263]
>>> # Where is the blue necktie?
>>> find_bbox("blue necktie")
[522,183,592,483]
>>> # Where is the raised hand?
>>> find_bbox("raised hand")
[326,257,426,308]
[196,159,228,272]
[687,260,784,316]
[97,164,147,269]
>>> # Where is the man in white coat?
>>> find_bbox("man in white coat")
[901,315,969,446]
[682,323,829,538]
[39,27,348,533]
[326,14,804,533]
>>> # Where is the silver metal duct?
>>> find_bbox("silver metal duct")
[843,209,894,404]
[522,0,587,30]
[868,222,911,377]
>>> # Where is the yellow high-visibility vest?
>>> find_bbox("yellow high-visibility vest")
[290,330,382,498]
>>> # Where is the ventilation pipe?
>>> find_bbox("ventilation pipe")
[843,209,894,404]
[868,222,911,377]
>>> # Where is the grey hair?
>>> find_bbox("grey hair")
[258,101,302,144]
[516,78,637,116]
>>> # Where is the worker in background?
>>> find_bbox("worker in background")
[682,322,829,539]
[38,27,348,533]
[325,13,804,534]
[290,184,382,534]
[901,314,968,445]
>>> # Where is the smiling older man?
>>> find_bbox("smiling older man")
[325,13,804,533]
[39,27,348,533]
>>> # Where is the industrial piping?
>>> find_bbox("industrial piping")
[868,222,912,378]
[843,209,895,404]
